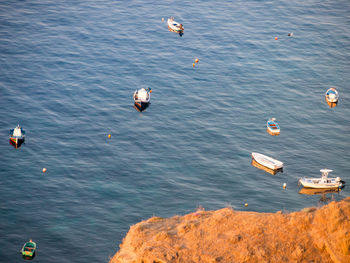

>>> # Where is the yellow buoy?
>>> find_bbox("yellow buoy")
[195,58,199,63]
[108,134,111,139]
[192,63,195,67]
[245,203,248,207]
[283,183,287,189]
[42,168,47,173]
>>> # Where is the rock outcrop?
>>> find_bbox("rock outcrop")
[110,197,350,263]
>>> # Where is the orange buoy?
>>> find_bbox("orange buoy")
[161,17,164,22]
[108,134,111,139]
[42,168,47,173]
[283,183,287,189]
[275,36,278,40]
[192,63,195,67]
[195,58,199,63]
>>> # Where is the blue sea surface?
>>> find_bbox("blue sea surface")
[0,0,349,262]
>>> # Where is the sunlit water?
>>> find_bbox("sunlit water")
[0,0,349,262]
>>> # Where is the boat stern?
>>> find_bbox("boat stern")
[22,250,34,257]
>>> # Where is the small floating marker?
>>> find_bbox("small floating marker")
[161,17,164,22]
[245,203,248,207]
[288,32,293,37]
[192,63,195,67]
[275,36,278,40]
[42,168,47,173]
[195,58,199,63]
[283,183,287,189]
[108,134,111,139]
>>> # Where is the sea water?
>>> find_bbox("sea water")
[0,0,349,262]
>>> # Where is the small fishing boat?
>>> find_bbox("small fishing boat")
[167,17,184,33]
[133,88,151,112]
[9,124,25,148]
[266,118,280,136]
[251,152,283,171]
[325,87,339,103]
[21,240,36,258]
[298,169,344,189]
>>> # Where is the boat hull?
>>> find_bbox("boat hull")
[298,187,340,195]
[252,152,283,170]
[134,101,150,112]
[9,137,25,148]
[266,128,280,136]
[325,98,338,108]
[251,159,282,175]
[299,178,342,189]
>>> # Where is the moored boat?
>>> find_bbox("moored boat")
[325,87,339,103]
[251,152,283,171]
[167,17,184,33]
[266,118,280,136]
[21,239,36,258]
[299,169,344,189]
[9,124,25,148]
[133,88,151,112]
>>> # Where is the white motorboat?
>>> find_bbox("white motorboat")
[299,169,344,189]
[9,124,25,148]
[266,118,280,136]
[167,17,184,33]
[325,87,339,103]
[133,88,151,112]
[251,152,283,170]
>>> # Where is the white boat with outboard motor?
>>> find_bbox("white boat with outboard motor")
[298,169,344,189]
[251,152,283,171]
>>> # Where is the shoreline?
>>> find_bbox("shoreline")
[110,197,350,263]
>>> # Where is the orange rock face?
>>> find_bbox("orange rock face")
[109,197,350,263]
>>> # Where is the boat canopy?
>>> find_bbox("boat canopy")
[13,127,22,137]
[137,89,149,101]
[320,169,333,175]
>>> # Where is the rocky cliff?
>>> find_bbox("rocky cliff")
[110,197,350,263]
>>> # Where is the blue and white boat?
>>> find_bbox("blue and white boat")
[325,87,339,103]
[299,169,344,189]
[266,118,280,135]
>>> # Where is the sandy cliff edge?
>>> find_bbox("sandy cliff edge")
[110,197,350,263]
